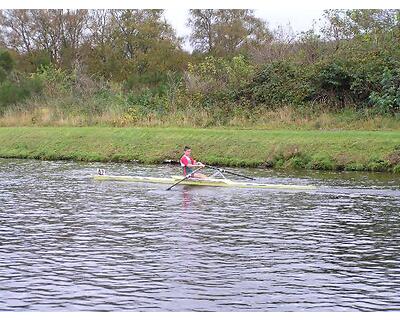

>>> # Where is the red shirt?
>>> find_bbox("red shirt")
[180,155,195,175]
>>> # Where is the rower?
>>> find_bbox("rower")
[180,146,207,179]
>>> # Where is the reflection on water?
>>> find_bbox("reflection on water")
[0,158,400,311]
[181,186,193,209]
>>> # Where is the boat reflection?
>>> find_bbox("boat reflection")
[181,186,192,209]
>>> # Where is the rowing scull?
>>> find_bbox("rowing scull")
[93,174,316,190]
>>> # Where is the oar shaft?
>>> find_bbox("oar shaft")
[166,166,204,190]
[205,165,255,180]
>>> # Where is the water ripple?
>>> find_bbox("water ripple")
[0,158,400,311]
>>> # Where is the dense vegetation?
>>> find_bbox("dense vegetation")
[0,9,399,128]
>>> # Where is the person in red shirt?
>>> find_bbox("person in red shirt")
[180,146,207,178]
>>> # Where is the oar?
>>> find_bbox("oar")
[166,166,204,191]
[205,165,255,180]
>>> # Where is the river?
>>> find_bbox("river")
[0,158,399,311]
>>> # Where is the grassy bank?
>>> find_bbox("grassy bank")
[0,127,399,173]
[1,104,400,131]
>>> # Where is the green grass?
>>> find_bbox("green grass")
[0,127,399,172]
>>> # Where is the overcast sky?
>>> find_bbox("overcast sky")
[164,8,327,51]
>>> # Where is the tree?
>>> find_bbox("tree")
[321,9,400,50]
[0,9,189,83]
[188,9,272,56]
[187,9,217,53]
[109,9,179,60]
[0,10,35,54]
[0,9,89,69]
[296,27,323,64]
[32,9,89,68]
[247,23,297,65]
[84,9,189,85]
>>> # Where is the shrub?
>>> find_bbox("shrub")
[186,55,255,104]
[0,80,35,109]
[312,60,353,108]
[33,64,75,97]
[0,67,7,83]
[366,157,390,171]
[0,50,14,73]
[0,50,43,112]
[369,68,400,115]
[30,50,52,70]
[288,154,310,169]
[121,106,140,125]
[243,60,314,107]
[124,72,168,93]
[346,52,396,104]
[23,77,43,96]
[126,89,168,115]
[307,154,336,170]
[345,163,365,171]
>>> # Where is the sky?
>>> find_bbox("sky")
[163,8,327,52]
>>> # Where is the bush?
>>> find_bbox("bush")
[30,50,52,70]
[186,55,255,104]
[345,163,365,171]
[0,50,14,84]
[307,153,336,170]
[0,81,28,108]
[0,67,7,83]
[312,61,352,108]
[243,60,314,107]
[0,50,14,73]
[318,50,400,111]
[369,68,400,115]
[126,89,168,115]
[124,72,168,93]
[0,50,43,112]
[33,64,75,97]
[366,157,390,172]
[288,154,310,169]
[23,77,43,95]
[0,78,43,109]
[346,52,395,104]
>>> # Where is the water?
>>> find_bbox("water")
[0,158,399,311]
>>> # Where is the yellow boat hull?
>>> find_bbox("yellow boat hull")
[93,175,316,190]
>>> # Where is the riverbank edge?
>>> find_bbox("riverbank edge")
[0,127,399,173]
